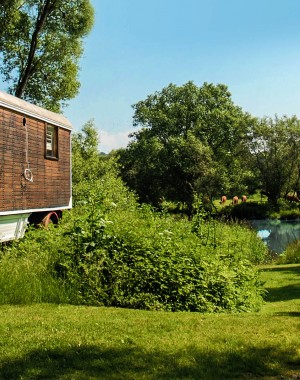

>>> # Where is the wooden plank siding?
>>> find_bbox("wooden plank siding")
[0,106,71,213]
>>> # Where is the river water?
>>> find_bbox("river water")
[251,219,300,253]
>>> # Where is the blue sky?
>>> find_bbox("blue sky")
[4,1,300,152]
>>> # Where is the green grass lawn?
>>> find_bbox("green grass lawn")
[0,264,299,380]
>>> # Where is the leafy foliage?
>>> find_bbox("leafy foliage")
[278,240,300,264]
[118,132,216,208]
[118,83,300,210]
[0,0,94,111]
[0,122,267,312]
[62,132,268,312]
[55,195,265,312]
[220,202,273,220]
[248,115,300,203]
[118,81,255,208]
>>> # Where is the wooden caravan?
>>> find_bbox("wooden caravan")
[0,91,72,242]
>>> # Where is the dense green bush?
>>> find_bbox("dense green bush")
[220,202,271,220]
[277,240,300,264]
[192,201,267,265]
[47,186,266,312]
[277,209,300,220]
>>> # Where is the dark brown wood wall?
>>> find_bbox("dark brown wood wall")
[0,106,71,212]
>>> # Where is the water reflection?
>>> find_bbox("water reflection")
[257,229,271,239]
[251,220,300,253]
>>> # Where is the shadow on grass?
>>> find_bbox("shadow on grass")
[274,311,300,317]
[262,265,300,275]
[0,343,299,380]
[262,265,300,303]
[263,265,300,302]
[264,284,300,302]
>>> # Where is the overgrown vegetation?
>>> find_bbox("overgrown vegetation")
[278,240,300,264]
[0,177,267,312]
[58,202,266,311]
[0,122,269,312]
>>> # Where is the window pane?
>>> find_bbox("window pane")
[46,127,53,153]
[46,125,58,158]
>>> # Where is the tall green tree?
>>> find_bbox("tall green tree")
[119,132,215,208]
[72,120,106,205]
[132,81,252,161]
[248,115,300,203]
[118,81,253,207]
[72,120,100,181]
[0,0,94,112]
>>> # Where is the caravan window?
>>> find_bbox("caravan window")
[45,124,58,159]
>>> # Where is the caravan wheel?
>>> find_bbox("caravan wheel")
[42,212,59,228]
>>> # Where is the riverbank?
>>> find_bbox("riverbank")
[214,198,300,254]
[0,264,299,379]
[251,219,300,254]
[216,199,300,221]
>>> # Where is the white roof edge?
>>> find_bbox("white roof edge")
[0,90,72,130]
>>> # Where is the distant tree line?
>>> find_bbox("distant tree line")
[115,81,300,208]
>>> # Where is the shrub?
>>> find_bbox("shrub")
[220,202,272,220]
[277,240,300,264]
[53,191,266,312]
[192,199,268,265]
[277,209,300,220]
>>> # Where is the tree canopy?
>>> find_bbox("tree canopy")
[248,115,300,202]
[0,0,94,112]
[118,81,254,208]
[132,81,251,160]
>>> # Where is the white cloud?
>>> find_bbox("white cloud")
[99,130,132,153]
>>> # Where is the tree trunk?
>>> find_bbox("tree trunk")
[15,0,57,98]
